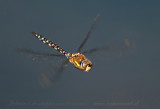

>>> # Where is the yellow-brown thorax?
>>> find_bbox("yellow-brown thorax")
[68,53,92,72]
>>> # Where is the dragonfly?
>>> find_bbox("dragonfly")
[17,15,135,86]
[32,15,99,72]
[31,30,93,72]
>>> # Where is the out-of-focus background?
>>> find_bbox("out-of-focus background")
[0,0,160,109]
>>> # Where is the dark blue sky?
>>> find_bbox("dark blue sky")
[0,0,160,109]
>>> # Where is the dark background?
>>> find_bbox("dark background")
[1,0,160,109]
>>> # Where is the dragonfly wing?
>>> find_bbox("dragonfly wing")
[77,15,99,52]
[82,46,110,54]
[16,48,69,87]
[16,48,64,63]
[83,38,136,59]
[39,59,69,87]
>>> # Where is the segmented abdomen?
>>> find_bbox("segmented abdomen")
[32,32,70,58]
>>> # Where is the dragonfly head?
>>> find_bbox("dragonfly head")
[81,59,92,72]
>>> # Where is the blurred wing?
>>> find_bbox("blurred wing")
[39,59,69,87]
[16,48,69,87]
[77,15,99,52]
[83,38,136,59]
[82,46,110,54]
[16,48,64,63]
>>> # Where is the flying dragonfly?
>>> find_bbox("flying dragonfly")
[17,15,135,86]
[31,30,93,72]
[32,15,99,72]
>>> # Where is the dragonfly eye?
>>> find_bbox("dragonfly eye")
[88,64,92,67]
[85,63,92,72]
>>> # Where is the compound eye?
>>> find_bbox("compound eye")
[85,64,92,72]
[88,64,92,67]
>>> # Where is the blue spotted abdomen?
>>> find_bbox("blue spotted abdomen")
[32,32,70,58]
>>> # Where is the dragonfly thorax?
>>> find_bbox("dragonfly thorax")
[68,53,92,72]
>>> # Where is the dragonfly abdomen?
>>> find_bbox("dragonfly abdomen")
[32,32,70,58]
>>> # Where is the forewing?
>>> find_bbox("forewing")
[77,15,99,52]
[16,48,64,63]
